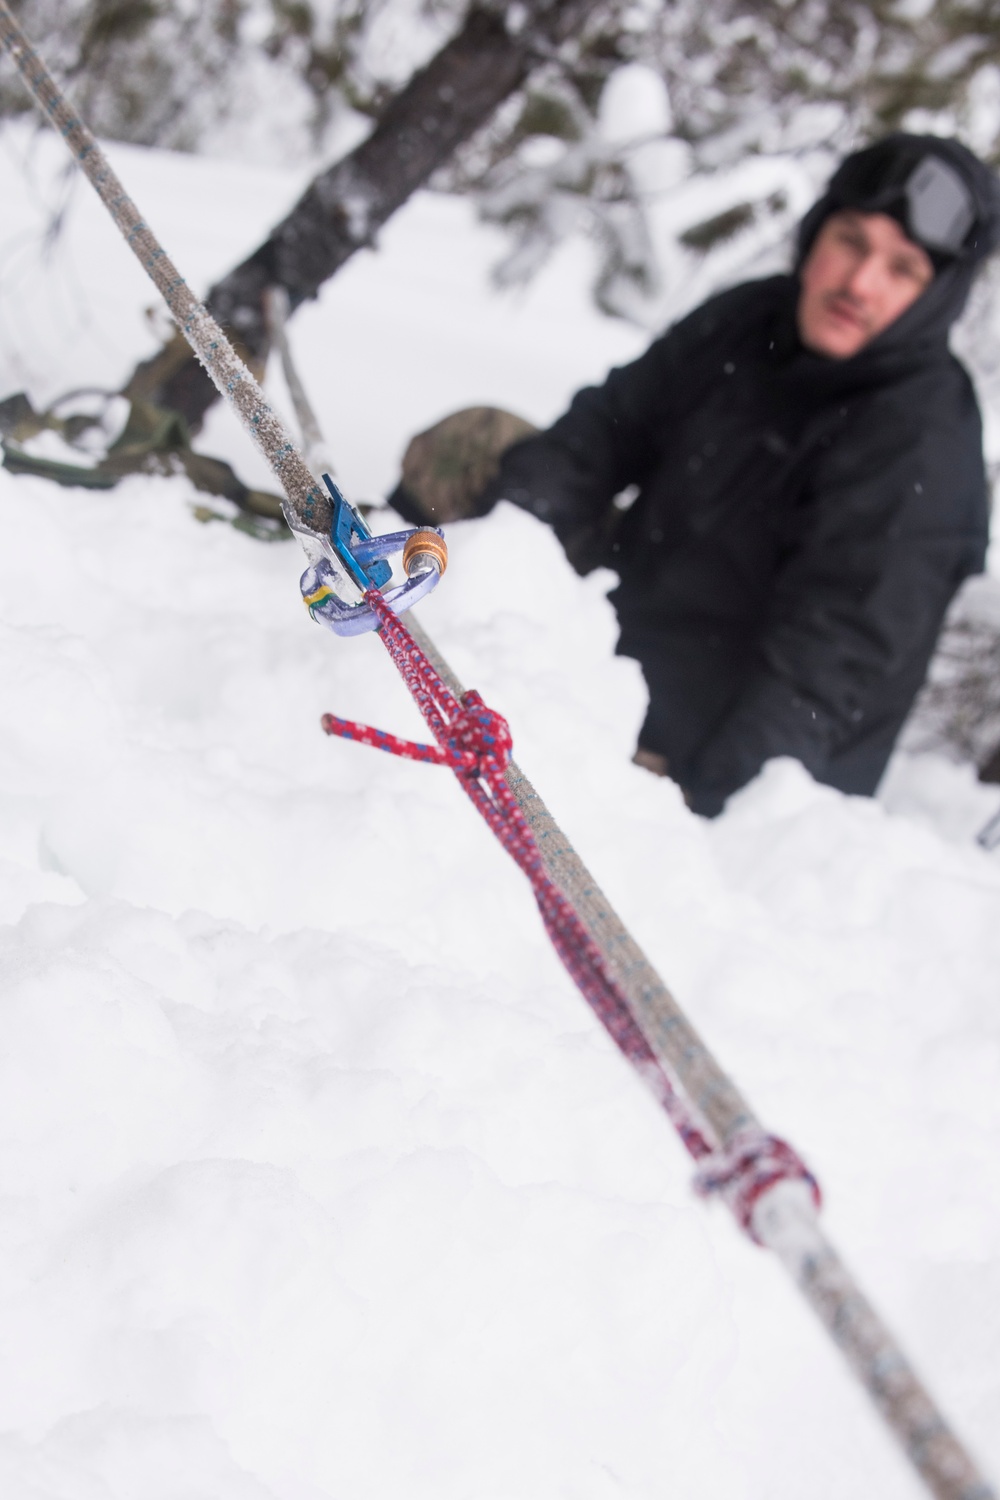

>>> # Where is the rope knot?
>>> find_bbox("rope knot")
[445,690,513,777]
[692,1128,821,1245]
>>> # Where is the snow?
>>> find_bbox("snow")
[597,64,673,143]
[1,122,999,1500]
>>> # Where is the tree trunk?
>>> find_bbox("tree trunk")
[979,741,1000,783]
[132,0,606,431]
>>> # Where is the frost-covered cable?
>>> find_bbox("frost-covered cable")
[408,589,998,1500]
[329,604,995,1500]
[0,7,994,1497]
[0,0,331,541]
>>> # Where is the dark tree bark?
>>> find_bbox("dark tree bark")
[979,742,1000,783]
[132,0,608,430]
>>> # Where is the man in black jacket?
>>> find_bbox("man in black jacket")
[397,135,1000,814]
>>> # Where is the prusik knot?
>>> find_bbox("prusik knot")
[445,689,512,778]
[692,1128,822,1245]
[319,689,512,776]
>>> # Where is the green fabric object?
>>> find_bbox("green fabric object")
[2,439,120,488]
[397,406,538,523]
[0,389,287,529]
[0,391,43,442]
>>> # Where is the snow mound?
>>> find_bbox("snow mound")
[0,126,998,1499]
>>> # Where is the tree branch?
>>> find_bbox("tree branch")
[134,0,607,430]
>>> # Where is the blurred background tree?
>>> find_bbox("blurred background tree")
[5,0,1000,773]
[0,0,465,151]
[5,0,1000,324]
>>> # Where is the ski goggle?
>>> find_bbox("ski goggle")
[902,155,976,254]
[857,154,977,256]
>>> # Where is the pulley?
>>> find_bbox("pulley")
[299,473,448,636]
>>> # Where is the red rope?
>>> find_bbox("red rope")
[321,587,821,1231]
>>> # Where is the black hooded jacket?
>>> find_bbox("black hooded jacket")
[490,138,998,814]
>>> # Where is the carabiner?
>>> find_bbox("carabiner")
[296,474,447,637]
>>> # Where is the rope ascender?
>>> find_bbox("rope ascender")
[0,7,993,1498]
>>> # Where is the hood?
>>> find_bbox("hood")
[793,134,1000,365]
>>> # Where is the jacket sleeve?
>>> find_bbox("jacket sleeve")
[683,404,988,814]
[489,302,716,571]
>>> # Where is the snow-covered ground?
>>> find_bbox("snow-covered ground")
[1,125,1000,1500]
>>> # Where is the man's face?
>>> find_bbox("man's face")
[797,209,935,359]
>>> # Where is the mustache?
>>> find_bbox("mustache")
[822,291,873,328]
